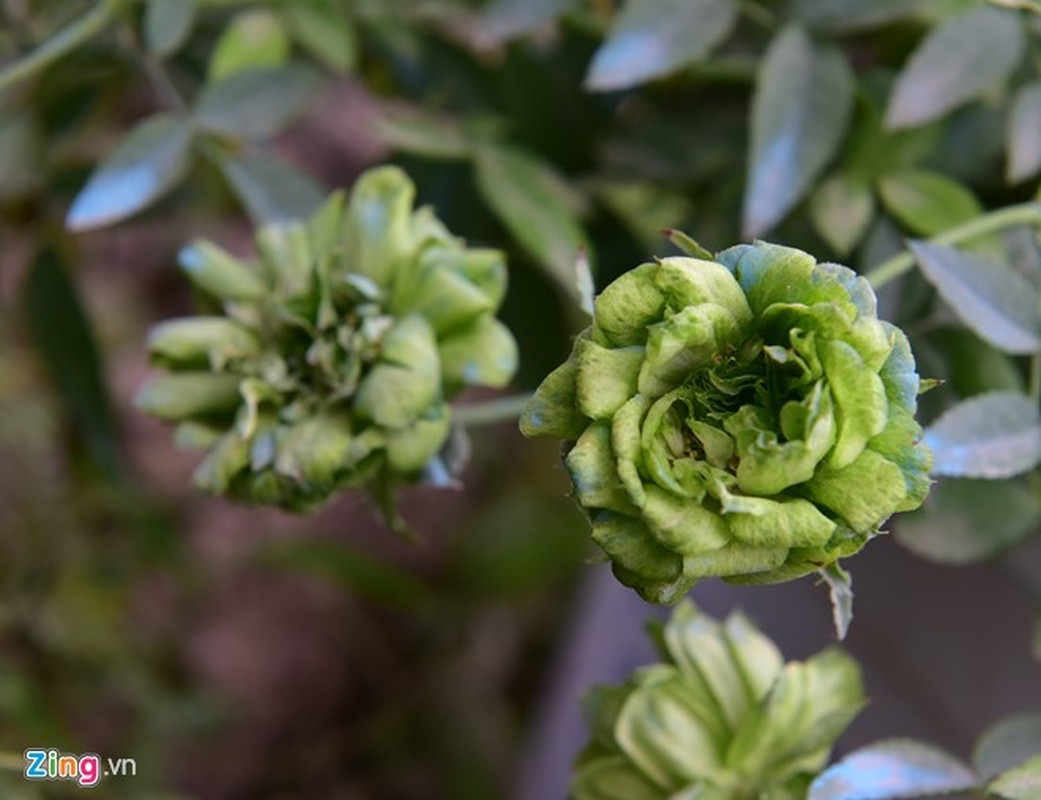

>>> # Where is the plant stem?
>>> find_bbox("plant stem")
[865,202,1041,290]
[0,0,122,91]
[454,393,533,427]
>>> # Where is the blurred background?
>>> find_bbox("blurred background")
[3,0,1041,797]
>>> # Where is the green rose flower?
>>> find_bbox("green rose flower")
[572,602,865,800]
[521,240,931,602]
[136,165,518,521]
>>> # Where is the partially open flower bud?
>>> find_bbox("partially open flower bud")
[572,602,865,800]
[137,166,518,518]
[522,240,931,602]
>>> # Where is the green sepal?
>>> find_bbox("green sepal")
[575,338,645,420]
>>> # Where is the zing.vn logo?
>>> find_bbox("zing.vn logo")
[23,748,137,787]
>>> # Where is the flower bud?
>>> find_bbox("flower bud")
[572,602,865,799]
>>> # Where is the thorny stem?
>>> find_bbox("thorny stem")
[865,202,1041,290]
[454,393,534,427]
[0,0,123,91]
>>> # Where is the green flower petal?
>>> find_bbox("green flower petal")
[615,666,727,788]
[807,448,908,531]
[344,165,415,287]
[179,240,267,301]
[638,304,741,399]
[719,492,836,549]
[591,511,684,586]
[134,373,242,421]
[520,348,585,440]
[354,314,441,428]
[439,316,518,392]
[818,338,888,468]
[273,412,353,484]
[683,543,789,581]
[385,405,451,473]
[147,317,261,370]
[642,485,731,556]
[612,394,652,506]
[571,756,663,800]
[567,423,640,515]
[576,338,645,420]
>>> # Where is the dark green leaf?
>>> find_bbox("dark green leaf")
[925,391,1041,479]
[208,9,289,81]
[0,112,39,198]
[975,714,1041,782]
[282,0,357,73]
[219,151,325,224]
[474,145,587,299]
[896,477,1041,564]
[475,0,580,45]
[1008,83,1041,183]
[145,0,196,57]
[22,249,119,477]
[66,113,192,231]
[990,755,1041,800]
[809,739,978,800]
[744,24,854,237]
[584,0,737,92]
[194,65,319,140]
[794,0,924,31]
[878,171,982,236]
[910,241,1041,354]
[885,7,1025,130]
[809,173,874,255]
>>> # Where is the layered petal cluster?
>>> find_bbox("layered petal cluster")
[137,166,517,515]
[572,602,865,800]
[522,241,931,602]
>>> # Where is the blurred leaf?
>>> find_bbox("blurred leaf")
[255,539,427,608]
[810,740,977,799]
[794,0,924,31]
[584,0,737,92]
[474,145,587,299]
[885,6,1025,130]
[975,714,1041,782]
[22,249,119,476]
[194,65,318,140]
[1008,83,1041,183]
[374,110,473,160]
[820,562,853,640]
[145,0,196,58]
[925,391,1041,479]
[910,241,1041,354]
[810,173,874,255]
[990,755,1041,800]
[991,0,1041,11]
[283,0,357,73]
[597,181,692,252]
[219,151,325,224]
[878,171,981,236]
[575,248,595,317]
[896,477,1041,564]
[744,24,854,237]
[66,113,192,231]
[208,9,289,80]
[475,0,581,45]
[0,112,39,198]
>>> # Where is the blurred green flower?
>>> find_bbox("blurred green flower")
[521,241,930,602]
[137,165,517,521]
[572,602,865,800]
